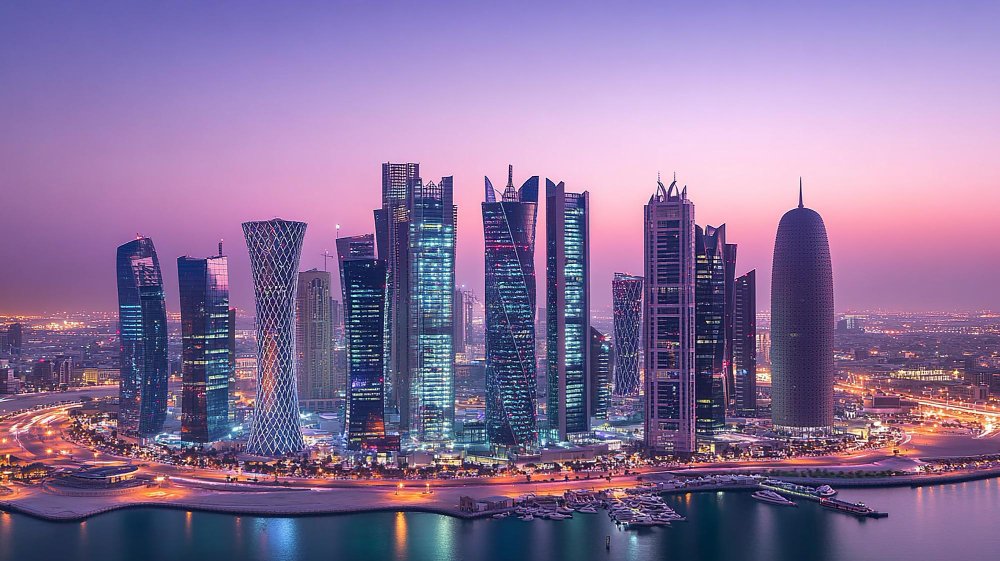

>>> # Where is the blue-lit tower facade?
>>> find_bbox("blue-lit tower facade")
[771,184,834,435]
[406,177,457,444]
[643,178,696,455]
[695,224,727,440]
[178,248,231,443]
[546,180,590,441]
[243,218,307,456]
[612,273,643,397]
[483,165,539,451]
[338,235,388,450]
[116,237,169,439]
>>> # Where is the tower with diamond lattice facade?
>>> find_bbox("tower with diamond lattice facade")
[243,218,307,456]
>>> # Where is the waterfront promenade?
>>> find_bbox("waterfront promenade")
[4,390,1000,522]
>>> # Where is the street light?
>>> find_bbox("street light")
[396,482,403,495]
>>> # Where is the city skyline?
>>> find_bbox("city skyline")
[3,5,1000,561]
[3,3,999,315]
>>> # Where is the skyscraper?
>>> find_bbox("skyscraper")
[733,269,757,417]
[338,237,387,450]
[546,179,590,441]
[295,269,333,401]
[116,237,169,439]
[406,176,457,444]
[589,327,612,421]
[335,233,375,397]
[771,183,834,436]
[375,162,420,420]
[694,225,726,439]
[643,178,696,455]
[178,249,231,443]
[612,273,643,397]
[723,242,737,413]
[483,165,539,450]
[243,218,307,456]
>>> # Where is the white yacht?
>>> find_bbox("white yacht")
[815,485,838,497]
[752,490,797,507]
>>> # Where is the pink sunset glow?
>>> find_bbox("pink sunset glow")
[1,2,998,313]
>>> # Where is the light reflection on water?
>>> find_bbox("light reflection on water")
[252,516,300,561]
[394,511,407,559]
[1,479,1000,561]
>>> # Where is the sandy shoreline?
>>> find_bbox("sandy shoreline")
[5,467,1000,522]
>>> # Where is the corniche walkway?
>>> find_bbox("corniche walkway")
[6,465,1000,522]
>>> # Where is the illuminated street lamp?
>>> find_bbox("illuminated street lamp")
[396,482,403,495]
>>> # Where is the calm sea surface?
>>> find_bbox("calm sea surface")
[2,478,999,561]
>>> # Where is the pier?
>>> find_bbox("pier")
[759,479,889,518]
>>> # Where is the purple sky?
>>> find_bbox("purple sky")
[2,1,998,314]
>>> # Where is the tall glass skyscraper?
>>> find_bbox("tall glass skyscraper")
[546,180,590,441]
[483,165,539,451]
[338,236,388,450]
[733,269,757,417]
[243,218,307,456]
[589,327,612,422]
[178,249,231,443]
[643,178,696,455]
[375,162,420,421]
[116,237,169,439]
[723,242,737,413]
[296,269,333,401]
[695,224,727,440]
[406,177,457,444]
[771,184,834,436]
[612,273,643,397]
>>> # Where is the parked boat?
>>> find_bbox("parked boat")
[752,490,797,507]
[815,485,837,497]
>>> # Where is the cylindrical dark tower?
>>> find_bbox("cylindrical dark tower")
[770,184,834,435]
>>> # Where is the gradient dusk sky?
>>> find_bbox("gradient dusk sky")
[2,1,998,314]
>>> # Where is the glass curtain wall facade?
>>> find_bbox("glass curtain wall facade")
[178,252,231,443]
[116,237,169,439]
[612,273,643,396]
[723,242,737,413]
[482,166,539,451]
[340,254,388,450]
[243,218,307,456]
[375,163,420,423]
[589,327,612,421]
[295,269,333,400]
[228,307,237,424]
[695,225,727,440]
[643,178,696,455]
[733,269,757,416]
[546,180,590,441]
[771,186,835,436]
[406,177,457,444]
